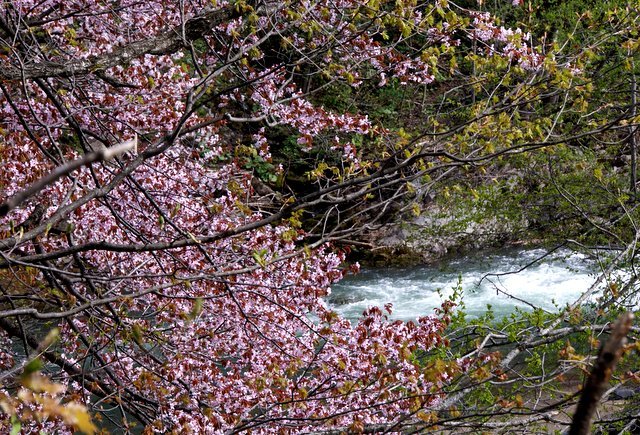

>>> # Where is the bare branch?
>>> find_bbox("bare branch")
[0,5,244,81]
[0,136,137,218]
[569,312,634,435]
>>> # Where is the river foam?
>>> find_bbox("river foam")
[327,248,612,320]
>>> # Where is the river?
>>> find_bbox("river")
[327,248,609,321]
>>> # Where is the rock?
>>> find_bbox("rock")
[359,203,528,265]
[612,386,637,399]
[327,294,365,306]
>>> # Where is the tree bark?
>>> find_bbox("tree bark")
[569,312,634,435]
[630,65,637,196]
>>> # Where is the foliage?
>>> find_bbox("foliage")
[0,330,96,434]
[1,0,640,433]
[0,0,543,432]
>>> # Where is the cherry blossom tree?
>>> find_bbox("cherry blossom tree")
[0,0,593,433]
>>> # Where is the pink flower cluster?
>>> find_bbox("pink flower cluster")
[0,0,540,432]
[470,11,544,70]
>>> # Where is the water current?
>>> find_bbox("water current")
[327,248,610,321]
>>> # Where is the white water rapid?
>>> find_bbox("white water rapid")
[327,248,612,321]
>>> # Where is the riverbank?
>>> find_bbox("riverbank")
[354,205,533,267]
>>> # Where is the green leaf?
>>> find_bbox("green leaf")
[190,298,203,319]
[23,358,43,377]
[594,167,603,181]
[10,415,21,435]
[252,249,267,268]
